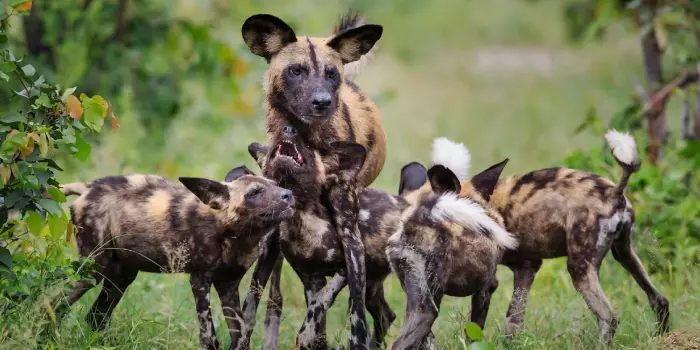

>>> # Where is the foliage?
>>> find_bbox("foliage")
[460,322,496,350]
[0,0,105,335]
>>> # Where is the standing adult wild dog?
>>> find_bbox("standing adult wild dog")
[241,12,385,349]
[434,130,670,344]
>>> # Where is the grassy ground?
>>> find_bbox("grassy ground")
[3,0,699,349]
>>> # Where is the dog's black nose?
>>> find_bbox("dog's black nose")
[281,189,293,203]
[283,125,297,136]
[311,92,332,110]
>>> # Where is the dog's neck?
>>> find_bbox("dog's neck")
[266,105,339,153]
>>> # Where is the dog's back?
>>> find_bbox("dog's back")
[68,174,216,272]
[491,168,628,259]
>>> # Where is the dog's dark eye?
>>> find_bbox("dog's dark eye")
[246,187,264,199]
[289,65,303,76]
[326,70,337,80]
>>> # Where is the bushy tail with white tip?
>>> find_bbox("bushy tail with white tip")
[431,137,471,183]
[430,193,518,249]
[604,129,641,196]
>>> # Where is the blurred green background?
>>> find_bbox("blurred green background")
[1,0,698,349]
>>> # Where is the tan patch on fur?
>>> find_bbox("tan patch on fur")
[148,191,172,224]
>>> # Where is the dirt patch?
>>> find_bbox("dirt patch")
[664,330,700,350]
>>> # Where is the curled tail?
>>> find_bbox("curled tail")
[430,192,518,249]
[61,182,90,196]
[431,137,471,183]
[333,11,375,80]
[604,129,641,196]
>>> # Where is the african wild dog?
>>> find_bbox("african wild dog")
[56,170,294,350]
[241,12,385,348]
[245,125,401,349]
[386,142,518,350]
[434,130,670,344]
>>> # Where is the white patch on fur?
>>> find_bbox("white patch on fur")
[325,248,336,261]
[431,193,518,249]
[350,250,360,274]
[597,210,631,248]
[605,129,639,166]
[431,137,471,182]
[359,209,371,222]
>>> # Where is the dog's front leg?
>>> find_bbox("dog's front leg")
[191,273,219,350]
[297,273,348,349]
[213,278,247,350]
[241,228,282,348]
[326,184,370,349]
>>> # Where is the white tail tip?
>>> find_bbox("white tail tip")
[431,137,471,183]
[431,193,518,250]
[604,129,639,166]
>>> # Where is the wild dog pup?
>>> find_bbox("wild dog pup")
[246,126,401,349]
[57,170,294,350]
[387,156,518,350]
[435,131,670,344]
[242,12,386,347]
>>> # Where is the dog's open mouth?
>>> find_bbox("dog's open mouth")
[276,140,304,166]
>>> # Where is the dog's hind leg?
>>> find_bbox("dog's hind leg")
[86,267,137,332]
[611,221,669,334]
[504,259,541,338]
[388,246,443,350]
[470,278,498,330]
[366,279,396,349]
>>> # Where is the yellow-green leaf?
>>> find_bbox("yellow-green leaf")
[47,186,67,203]
[0,164,10,185]
[26,211,44,236]
[47,213,67,240]
[39,133,49,156]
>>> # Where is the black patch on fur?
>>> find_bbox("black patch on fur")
[398,162,428,196]
[346,80,361,93]
[342,102,356,142]
[510,168,559,200]
[366,129,375,150]
[305,36,319,72]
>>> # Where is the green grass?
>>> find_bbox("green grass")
[2,0,698,348]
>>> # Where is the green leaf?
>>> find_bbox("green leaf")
[21,64,35,77]
[48,186,67,203]
[48,213,67,240]
[38,198,61,215]
[74,137,91,162]
[468,341,495,350]
[0,246,12,270]
[23,174,39,189]
[465,322,485,341]
[0,61,16,73]
[0,72,8,82]
[34,93,52,108]
[10,131,25,145]
[26,210,44,236]
[82,97,107,132]
[0,125,10,132]
[1,112,26,124]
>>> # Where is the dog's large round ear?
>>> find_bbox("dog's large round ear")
[327,24,383,64]
[470,158,509,201]
[224,165,255,182]
[248,142,270,168]
[179,177,229,210]
[398,162,428,196]
[242,14,297,61]
[427,165,461,195]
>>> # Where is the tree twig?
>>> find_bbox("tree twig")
[642,68,700,113]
